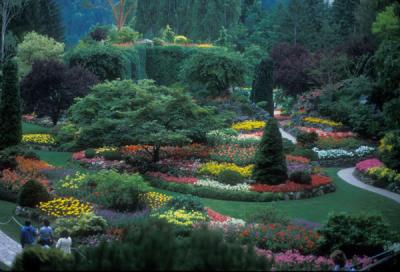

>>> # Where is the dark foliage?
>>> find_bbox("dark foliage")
[18,180,50,208]
[251,58,274,116]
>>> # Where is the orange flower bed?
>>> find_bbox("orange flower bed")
[16,156,54,175]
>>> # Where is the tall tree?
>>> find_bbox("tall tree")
[107,0,136,31]
[330,0,360,39]
[251,58,274,117]
[0,0,29,63]
[252,118,287,185]
[0,59,22,149]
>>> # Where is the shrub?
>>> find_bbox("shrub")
[102,150,122,161]
[90,27,108,41]
[152,38,165,46]
[253,118,288,185]
[297,131,318,147]
[217,169,245,185]
[53,213,107,238]
[248,206,290,225]
[282,138,296,154]
[289,171,312,185]
[168,195,204,212]
[84,148,96,159]
[317,213,396,256]
[174,35,188,44]
[12,246,73,271]
[17,180,50,208]
[290,147,318,161]
[379,131,400,171]
[109,26,140,44]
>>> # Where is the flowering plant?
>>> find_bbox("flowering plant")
[297,126,355,138]
[140,192,172,210]
[147,172,198,184]
[231,120,266,131]
[196,179,250,192]
[152,209,207,227]
[22,134,56,145]
[251,175,331,193]
[303,117,342,127]
[38,197,93,218]
[356,159,383,173]
[209,145,256,165]
[312,146,375,159]
[198,162,253,178]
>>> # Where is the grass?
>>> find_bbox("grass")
[22,122,52,134]
[0,200,28,242]
[34,150,72,167]
[157,168,400,231]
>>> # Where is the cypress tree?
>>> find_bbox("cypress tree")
[252,118,287,185]
[0,59,22,150]
[251,58,274,117]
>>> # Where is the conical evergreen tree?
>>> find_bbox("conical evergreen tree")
[0,59,22,150]
[251,58,274,117]
[252,118,287,184]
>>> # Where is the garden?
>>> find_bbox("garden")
[0,0,400,271]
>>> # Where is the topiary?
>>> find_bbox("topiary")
[217,169,245,185]
[289,171,312,185]
[253,118,288,185]
[379,130,400,171]
[17,180,50,208]
[297,131,318,147]
[85,148,96,159]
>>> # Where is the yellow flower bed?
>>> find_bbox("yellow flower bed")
[367,167,400,183]
[303,117,343,127]
[196,43,214,48]
[22,134,56,145]
[58,172,88,190]
[95,147,118,154]
[231,120,266,131]
[198,162,254,178]
[38,197,93,218]
[141,192,172,210]
[153,209,207,226]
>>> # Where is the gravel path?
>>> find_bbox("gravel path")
[338,168,400,204]
[0,229,21,267]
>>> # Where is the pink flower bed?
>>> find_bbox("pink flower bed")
[356,159,383,173]
[237,130,263,139]
[256,249,373,271]
[147,172,198,184]
[297,126,355,139]
[72,151,104,164]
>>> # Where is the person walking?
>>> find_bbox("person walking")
[20,221,38,248]
[38,219,53,247]
[56,230,72,254]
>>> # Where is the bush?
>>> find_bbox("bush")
[379,131,400,171]
[67,44,138,81]
[289,171,312,185]
[168,195,204,212]
[17,180,50,208]
[102,150,122,161]
[53,213,107,238]
[174,35,188,44]
[317,213,396,256]
[85,148,96,159]
[248,206,290,225]
[90,27,108,41]
[290,147,318,161]
[282,138,296,154]
[297,131,318,147]
[109,27,140,44]
[12,246,73,271]
[218,169,245,185]
[253,118,288,185]
[152,38,165,46]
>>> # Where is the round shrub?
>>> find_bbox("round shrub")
[102,150,122,161]
[218,169,245,185]
[379,130,400,171]
[289,171,312,185]
[168,195,204,212]
[53,212,107,238]
[90,27,108,41]
[153,38,165,46]
[85,148,96,159]
[297,131,318,147]
[18,180,50,208]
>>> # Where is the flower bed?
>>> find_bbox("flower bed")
[297,126,355,138]
[22,134,56,145]
[356,159,383,173]
[251,175,332,193]
[38,197,93,218]
[312,146,375,160]
[231,120,266,131]
[303,117,343,128]
[198,161,254,177]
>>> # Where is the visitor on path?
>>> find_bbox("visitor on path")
[331,250,356,271]
[20,221,38,248]
[56,230,72,254]
[38,219,53,247]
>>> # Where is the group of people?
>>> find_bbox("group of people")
[20,220,72,254]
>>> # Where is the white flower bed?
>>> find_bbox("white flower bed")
[312,146,375,160]
[195,179,250,192]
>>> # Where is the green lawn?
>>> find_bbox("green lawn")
[200,168,400,230]
[0,200,26,241]
[34,150,72,167]
[22,122,52,134]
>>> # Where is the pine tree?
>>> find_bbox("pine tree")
[251,58,274,117]
[252,118,288,185]
[0,59,22,149]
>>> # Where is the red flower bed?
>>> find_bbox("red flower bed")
[147,172,198,184]
[250,175,332,193]
[297,126,355,139]
[206,208,230,222]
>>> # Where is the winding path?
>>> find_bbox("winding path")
[338,168,400,204]
[0,229,21,267]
